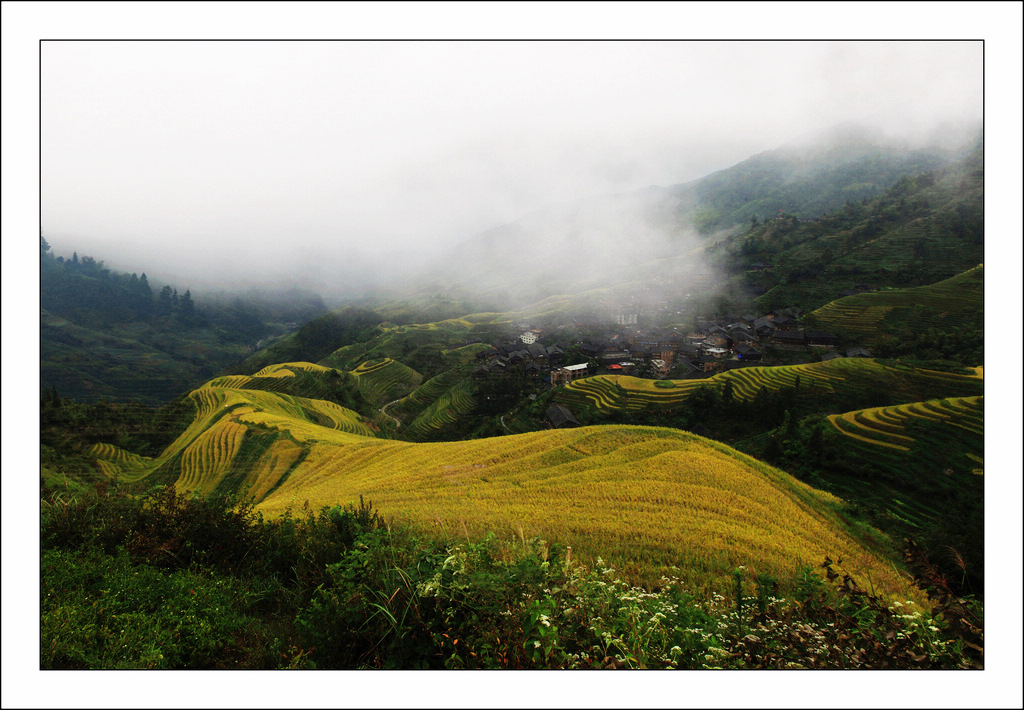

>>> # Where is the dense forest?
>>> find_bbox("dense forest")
[40,237,328,404]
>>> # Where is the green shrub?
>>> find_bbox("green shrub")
[41,546,254,669]
[40,485,980,670]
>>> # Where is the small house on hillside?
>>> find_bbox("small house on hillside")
[846,346,872,358]
[705,333,733,348]
[550,363,588,386]
[731,330,758,346]
[547,404,581,429]
[650,359,671,377]
[753,318,777,337]
[734,344,763,361]
[527,343,549,365]
[771,330,806,349]
[600,350,632,363]
[772,315,798,330]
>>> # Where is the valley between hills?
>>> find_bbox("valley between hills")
[40,130,986,670]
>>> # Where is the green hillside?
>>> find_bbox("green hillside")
[349,358,424,407]
[40,308,241,405]
[714,146,983,314]
[39,241,331,405]
[673,125,976,234]
[224,306,384,376]
[735,394,984,595]
[807,265,983,361]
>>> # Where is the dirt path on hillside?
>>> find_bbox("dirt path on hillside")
[380,399,402,428]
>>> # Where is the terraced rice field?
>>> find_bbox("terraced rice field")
[556,357,977,413]
[204,362,352,403]
[404,379,476,440]
[833,212,982,280]
[387,364,480,440]
[349,358,423,405]
[321,318,484,378]
[810,264,983,339]
[92,376,378,500]
[90,369,924,600]
[90,443,153,481]
[820,394,983,531]
[828,395,983,462]
[391,367,469,420]
[251,424,919,599]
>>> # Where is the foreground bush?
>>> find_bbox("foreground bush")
[40,485,981,669]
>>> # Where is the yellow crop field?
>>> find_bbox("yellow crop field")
[177,418,248,494]
[94,370,924,599]
[89,441,155,481]
[238,438,305,502]
[558,358,983,414]
[95,377,378,496]
[250,425,916,598]
[560,359,849,411]
[255,362,336,377]
[253,364,296,378]
[828,396,983,467]
[90,442,151,469]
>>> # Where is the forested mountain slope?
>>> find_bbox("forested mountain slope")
[713,145,983,314]
[40,240,328,404]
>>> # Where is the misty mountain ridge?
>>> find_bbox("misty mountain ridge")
[422,121,980,307]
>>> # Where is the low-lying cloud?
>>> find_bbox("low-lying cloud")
[39,39,983,302]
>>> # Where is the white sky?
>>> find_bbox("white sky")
[4,3,1023,709]
[38,38,984,284]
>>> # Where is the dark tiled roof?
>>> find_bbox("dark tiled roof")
[547,404,581,428]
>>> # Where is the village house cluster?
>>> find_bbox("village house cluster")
[474,306,872,388]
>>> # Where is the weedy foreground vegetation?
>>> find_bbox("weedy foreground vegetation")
[40,486,982,670]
